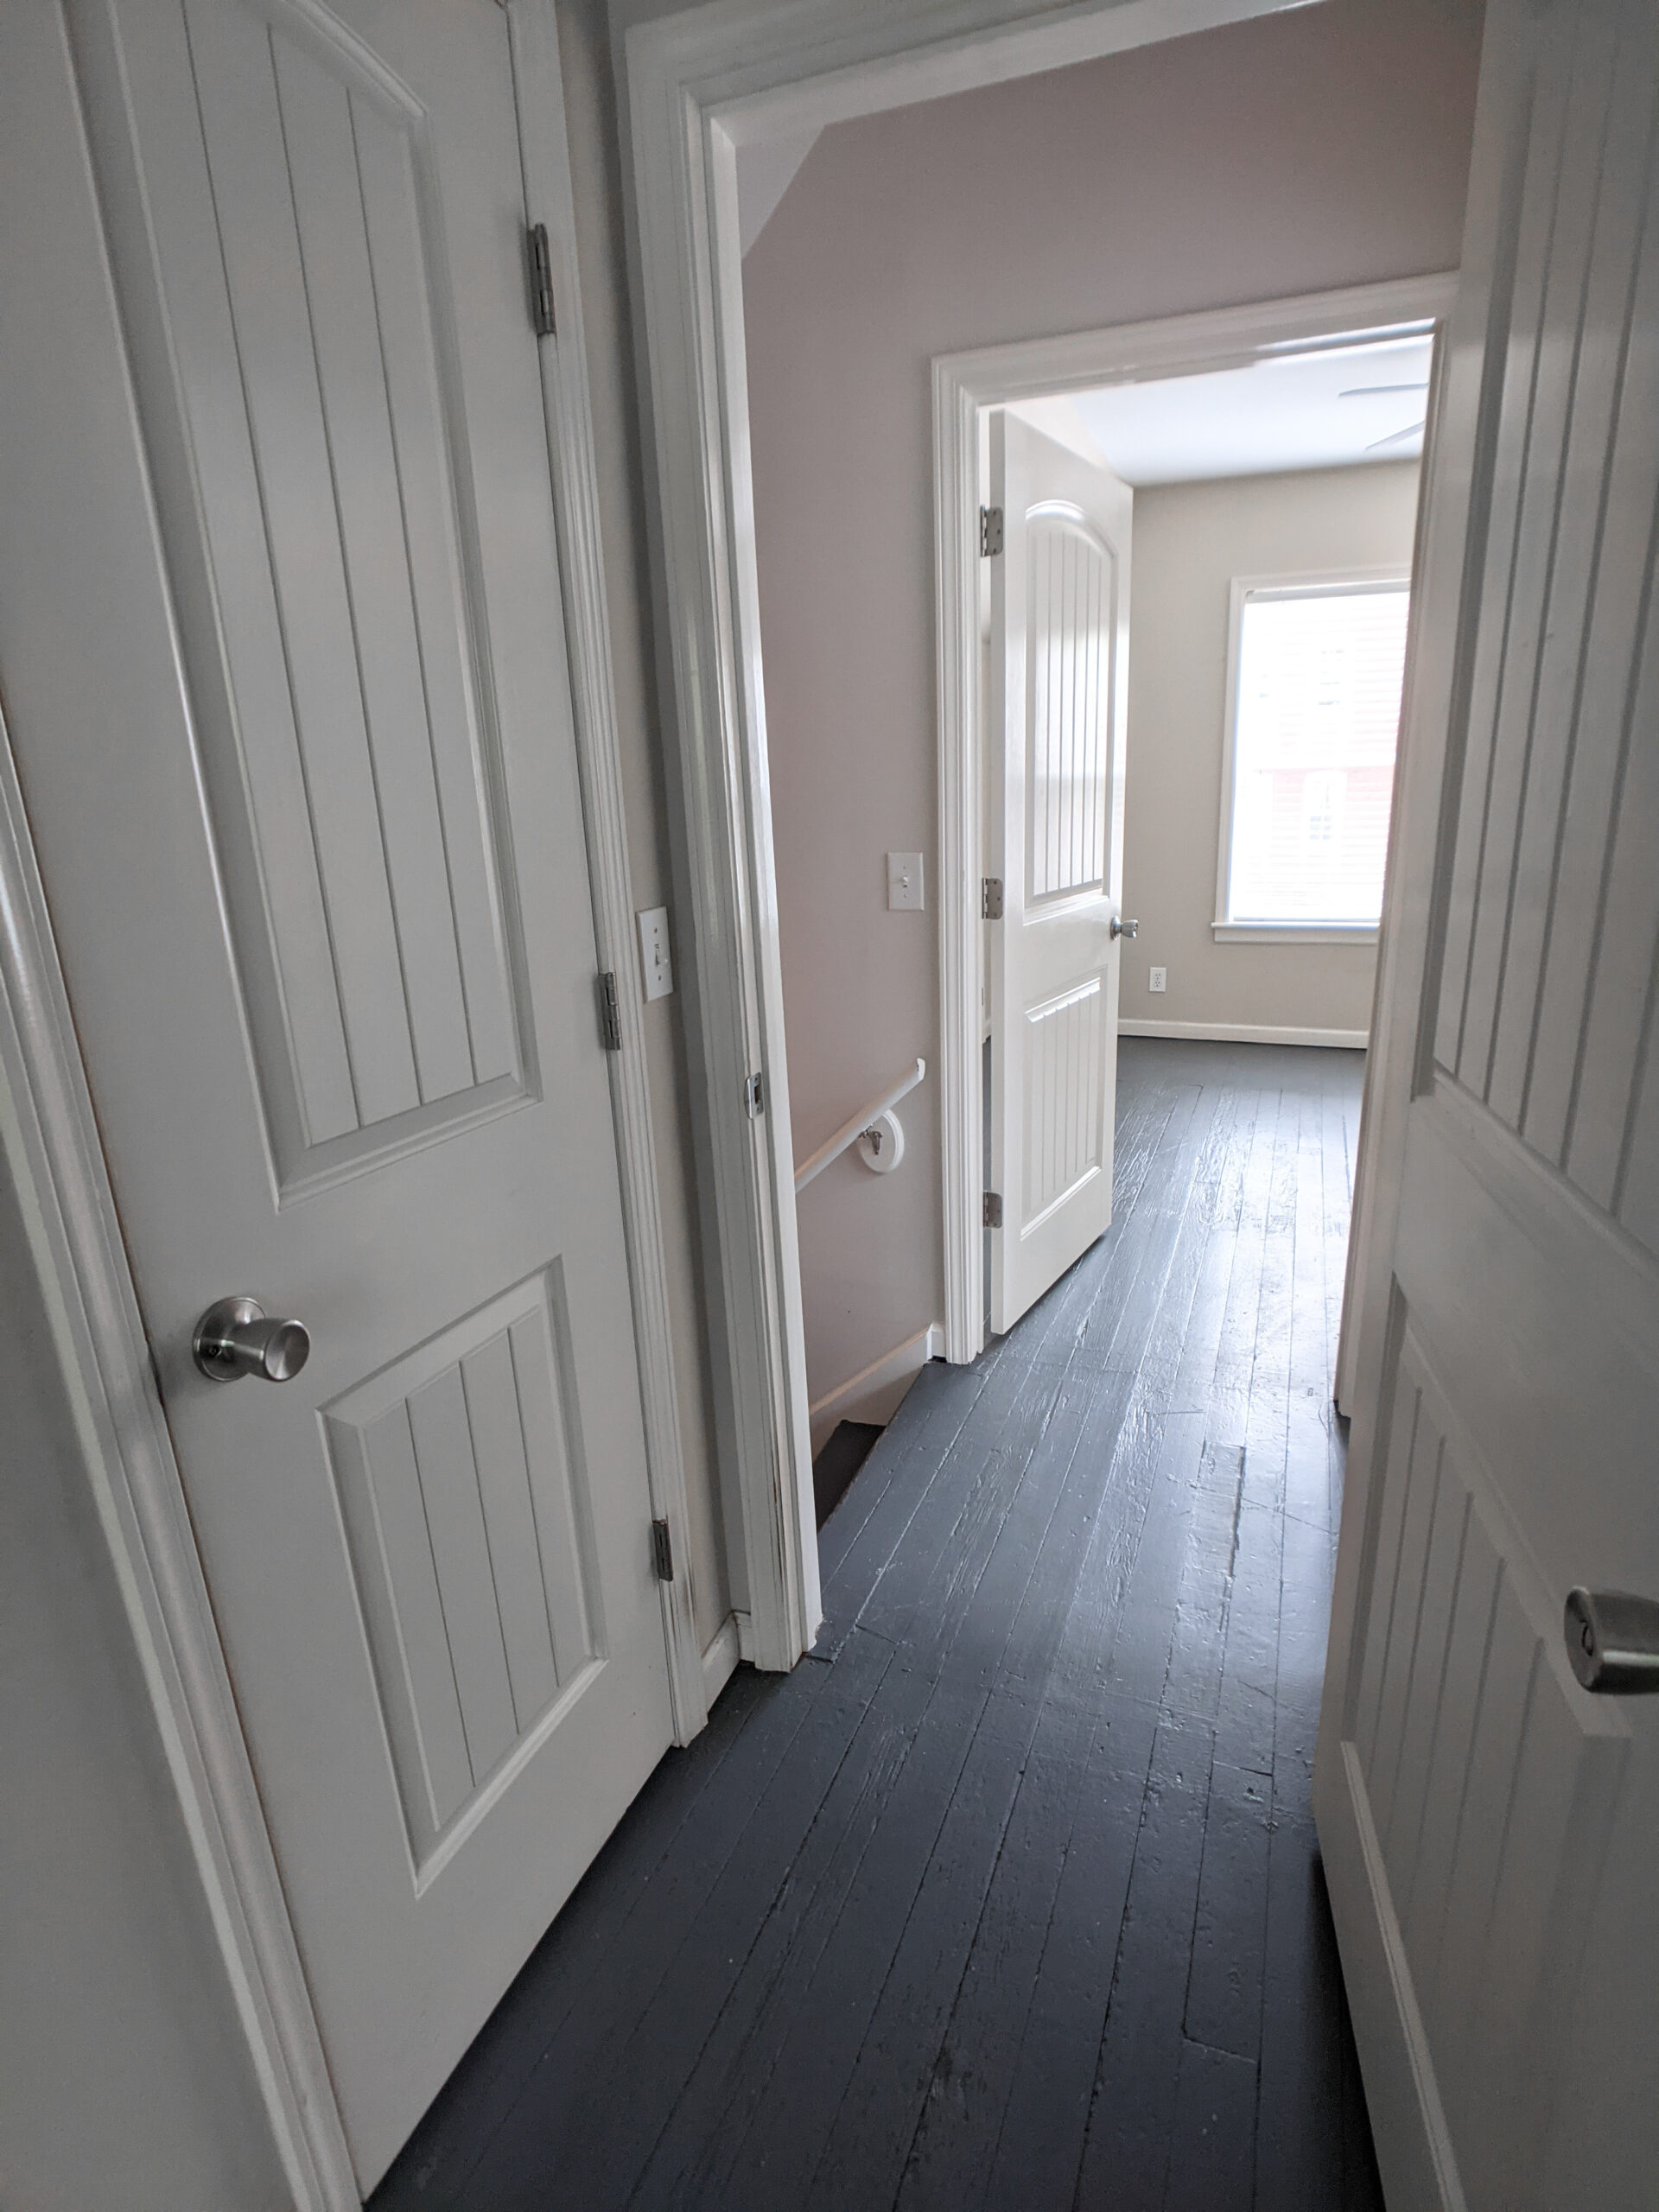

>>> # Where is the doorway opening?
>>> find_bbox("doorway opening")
[622,0,1479,1675]
[944,281,1451,1357]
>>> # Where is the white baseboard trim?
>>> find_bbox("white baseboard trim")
[809,1322,944,1453]
[702,1611,747,1703]
[1120,1018,1369,1050]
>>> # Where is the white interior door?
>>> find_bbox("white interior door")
[46,0,673,2187]
[988,412,1133,1334]
[1317,4,1659,2205]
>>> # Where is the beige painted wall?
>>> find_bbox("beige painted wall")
[1119,461,1422,1038]
[742,0,1480,1398]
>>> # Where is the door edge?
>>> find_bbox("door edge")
[1313,1738,1469,2212]
[0,707,358,2212]
[508,0,709,1740]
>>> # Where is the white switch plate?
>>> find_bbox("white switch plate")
[637,906,673,1001]
[887,851,925,911]
[1148,966,1167,994]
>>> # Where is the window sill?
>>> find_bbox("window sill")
[1211,921,1379,946]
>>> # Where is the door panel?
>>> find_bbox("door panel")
[127,0,529,1183]
[988,415,1132,1332]
[1318,4,1659,2203]
[58,0,673,2186]
[325,1266,601,1872]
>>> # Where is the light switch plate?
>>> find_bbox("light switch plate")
[1148,966,1167,995]
[637,906,673,1001]
[887,851,925,912]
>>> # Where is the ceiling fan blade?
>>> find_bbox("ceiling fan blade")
[1367,419,1427,452]
[1340,380,1431,398]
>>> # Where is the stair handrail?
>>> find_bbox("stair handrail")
[793,1058,926,1192]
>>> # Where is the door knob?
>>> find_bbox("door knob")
[1111,916,1139,939]
[193,1296,311,1383]
[1564,1588,1659,1694]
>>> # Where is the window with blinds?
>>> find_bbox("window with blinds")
[1221,578,1410,928]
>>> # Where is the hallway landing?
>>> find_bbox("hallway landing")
[373,1038,1383,2210]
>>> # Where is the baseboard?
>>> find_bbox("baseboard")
[1120,1018,1369,1050]
[808,1322,944,1456]
[701,1611,745,1704]
[1313,1739,1466,2212]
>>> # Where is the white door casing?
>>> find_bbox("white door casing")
[988,415,1132,1333]
[48,0,677,2187]
[616,0,1322,1669]
[1317,4,1659,2206]
[933,278,1458,1369]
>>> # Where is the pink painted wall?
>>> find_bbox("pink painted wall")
[743,0,1483,1405]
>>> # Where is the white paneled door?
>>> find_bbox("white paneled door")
[988,415,1133,1332]
[1317,3,1659,2204]
[56,0,672,2187]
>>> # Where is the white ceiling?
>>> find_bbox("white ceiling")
[1056,333,1434,487]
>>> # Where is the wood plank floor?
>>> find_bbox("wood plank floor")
[372,1039,1382,2212]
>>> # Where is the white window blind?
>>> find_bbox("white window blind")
[1224,581,1409,927]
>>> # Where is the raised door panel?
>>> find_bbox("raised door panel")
[325,1268,601,1877]
[1021,975,1103,1228]
[1346,1325,1628,2211]
[117,0,527,1191]
[1026,510,1114,904]
[1433,2,1659,1259]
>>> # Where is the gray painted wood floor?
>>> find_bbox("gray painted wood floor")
[373,1039,1383,2211]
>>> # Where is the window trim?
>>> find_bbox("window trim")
[1213,563,1411,944]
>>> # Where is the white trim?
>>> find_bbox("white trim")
[808,1320,944,1452]
[615,0,1332,1677]
[509,2,707,1745]
[1212,923,1380,945]
[700,1610,743,1704]
[1120,1020,1369,1050]
[933,278,1457,1369]
[1214,564,1413,938]
[0,713,357,2211]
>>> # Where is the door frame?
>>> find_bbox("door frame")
[932,274,1459,1361]
[614,0,1335,1669]
[0,4,700,2204]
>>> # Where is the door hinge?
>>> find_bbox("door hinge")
[597,970,622,1052]
[983,1191,1003,1228]
[979,505,1003,557]
[652,1516,675,1582]
[744,1071,765,1119]
[982,876,1004,920]
[526,221,556,338]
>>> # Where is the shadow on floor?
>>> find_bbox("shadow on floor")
[813,1419,884,1528]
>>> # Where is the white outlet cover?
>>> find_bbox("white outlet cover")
[887,851,925,912]
[637,905,674,1001]
[1149,966,1167,994]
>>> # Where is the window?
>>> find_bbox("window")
[1215,575,1410,941]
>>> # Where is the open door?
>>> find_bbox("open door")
[1317,3,1659,2205]
[36,0,677,2188]
[987,413,1133,1334]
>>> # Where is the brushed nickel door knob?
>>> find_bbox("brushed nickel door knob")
[1110,916,1139,939]
[193,1296,311,1383]
[1564,1587,1659,1694]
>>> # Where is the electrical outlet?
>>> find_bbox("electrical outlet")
[887,851,925,912]
[637,906,674,1001]
[1148,965,1167,995]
